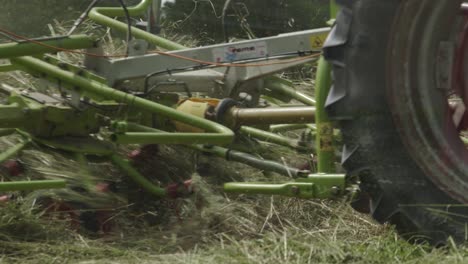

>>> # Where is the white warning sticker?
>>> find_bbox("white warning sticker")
[213,41,268,63]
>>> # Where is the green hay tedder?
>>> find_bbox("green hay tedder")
[0,0,467,245]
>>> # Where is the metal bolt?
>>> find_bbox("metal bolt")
[330,186,341,195]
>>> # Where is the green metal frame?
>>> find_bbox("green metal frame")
[0,0,344,200]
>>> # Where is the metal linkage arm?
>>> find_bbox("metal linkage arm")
[224,173,346,199]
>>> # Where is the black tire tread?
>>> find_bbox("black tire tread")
[324,0,467,244]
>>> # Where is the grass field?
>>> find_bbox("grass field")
[0,162,467,263]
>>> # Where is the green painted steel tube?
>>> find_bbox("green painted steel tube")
[315,57,335,173]
[11,56,234,146]
[191,145,308,178]
[126,122,164,133]
[269,124,312,133]
[0,180,66,192]
[110,154,167,197]
[114,133,231,145]
[88,0,186,51]
[330,0,339,18]
[227,149,308,178]
[239,126,307,151]
[90,0,151,19]
[188,144,228,158]
[127,122,229,147]
[265,78,316,106]
[0,35,96,59]
[315,0,338,172]
[0,140,30,163]
[224,173,345,199]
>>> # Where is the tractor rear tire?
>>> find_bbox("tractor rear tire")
[324,0,468,244]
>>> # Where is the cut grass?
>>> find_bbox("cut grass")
[0,151,467,263]
[0,25,467,264]
[1,194,467,263]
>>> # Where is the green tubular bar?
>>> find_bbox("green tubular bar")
[269,124,308,133]
[224,182,316,199]
[110,154,167,197]
[224,173,345,199]
[313,1,338,173]
[126,122,164,133]
[330,0,339,18]
[265,77,316,106]
[314,57,335,173]
[239,126,309,151]
[29,137,114,156]
[0,35,96,59]
[88,0,185,50]
[43,56,107,84]
[191,145,309,178]
[0,180,66,192]
[228,149,309,178]
[114,133,232,145]
[0,139,30,163]
[11,56,234,146]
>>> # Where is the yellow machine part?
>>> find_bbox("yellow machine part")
[174,98,220,133]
